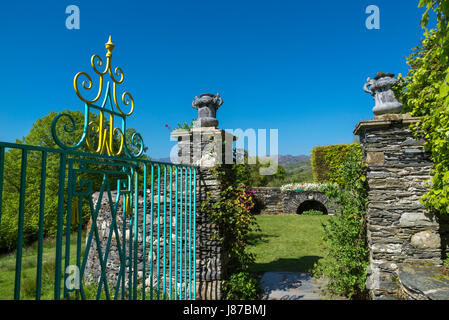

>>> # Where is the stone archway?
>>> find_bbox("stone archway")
[251,187,335,215]
[296,199,328,215]
[283,190,334,215]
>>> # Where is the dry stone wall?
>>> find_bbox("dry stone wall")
[252,187,334,215]
[84,183,197,298]
[354,114,447,300]
[84,128,232,300]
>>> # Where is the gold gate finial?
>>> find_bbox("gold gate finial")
[105,35,114,58]
[50,36,145,158]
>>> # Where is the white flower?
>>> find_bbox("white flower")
[280,182,333,192]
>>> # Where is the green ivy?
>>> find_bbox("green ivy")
[394,0,449,214]
[312,145,369,299]
[301,209,324,216]
[222,272,263,300]
[311,143,360,184]
[200,164,262,299]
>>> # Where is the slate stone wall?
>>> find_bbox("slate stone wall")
[354,114,447,300]
[252,187,334,215]
[172,127,235,300]
[84,180,198,299]
[84,127,233,300]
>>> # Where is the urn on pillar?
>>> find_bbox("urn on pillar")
[192,93,223,128]
[363,72,402,116]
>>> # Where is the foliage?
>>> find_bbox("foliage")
[393,0,449,214]
[312,145,369,299]
[301,209,324,216]
[280,182,334,192]
[200,161,262,299]
[236,151,286,187]
[311,143,360,184]
[202,181,259,273]
[229,149,313,188]
[170,119,197,132]
[0,111,88,250]
[222,271,263,300]
[0,110,148,251]
[279,160,313,185]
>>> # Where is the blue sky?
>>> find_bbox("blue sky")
[0,0,431,158]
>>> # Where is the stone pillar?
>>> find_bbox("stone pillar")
[171,93,235,300]
[354,114,442,300]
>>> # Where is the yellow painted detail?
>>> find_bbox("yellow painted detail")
[73,36,134,156]
[125,194,131,216]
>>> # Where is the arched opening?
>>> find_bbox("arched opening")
[296,200,328,215]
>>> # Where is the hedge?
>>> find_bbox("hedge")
[311,143,360,183]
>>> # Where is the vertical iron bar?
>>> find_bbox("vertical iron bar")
[121,190,126,300]
[36,151,47,300]
[133,170,139,300]
[149,165,154,300]
[193,168,197,300]
[113,180,123,301]
[54,154,67,300]
[63,161,74,299]
[184,167,187,300]
[179,167,183,299]
[14,149,28,300]
[174,166,178,300]
[142,164,147,300]
[75,195,83,300]
[169,166,173,299]
[156,165,161,299]
[163,165,167,299]
[128,172,133,300]
[128,196,133,300]
[188,167,192,300]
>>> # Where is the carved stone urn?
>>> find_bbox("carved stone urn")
[363,72,402,115]
[192,93,223,128]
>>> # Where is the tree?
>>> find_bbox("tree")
[0,110,149,251]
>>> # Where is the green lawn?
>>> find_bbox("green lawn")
[0,233,85,300]
[0,215,330,298]
[0,233,177,300]
[247,215,330,274]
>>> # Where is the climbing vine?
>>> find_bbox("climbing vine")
[394,0,449,213]
[312,145,369,299]
[200,163,262,300]
[311,143,360,184]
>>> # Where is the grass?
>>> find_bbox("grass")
[0,232,85,300]
[247,215,330,274]
[0,232,181,300]
[1,215,330,298]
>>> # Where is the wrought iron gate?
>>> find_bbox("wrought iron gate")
[0,37,197,300]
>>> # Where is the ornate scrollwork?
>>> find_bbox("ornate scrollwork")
[52,36,144,158]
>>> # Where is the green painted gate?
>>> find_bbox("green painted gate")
[0,37,198,300]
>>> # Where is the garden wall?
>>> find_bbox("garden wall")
[253,187,334,215]
[354,113,449,300]
[83,127,233,300]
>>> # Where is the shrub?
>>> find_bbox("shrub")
[312,145,369,299]
[311,143,360,184]
[222,271,262,300]
[280,182,332,192]
[301,210,324,216]
[201,163,261,299]
[393,0,449,215]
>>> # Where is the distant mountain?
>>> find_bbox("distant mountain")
[277,154,310,165]
[153,154,311,165]
[152,157,174,163]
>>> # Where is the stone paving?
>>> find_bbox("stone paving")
[259,272,346,300]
